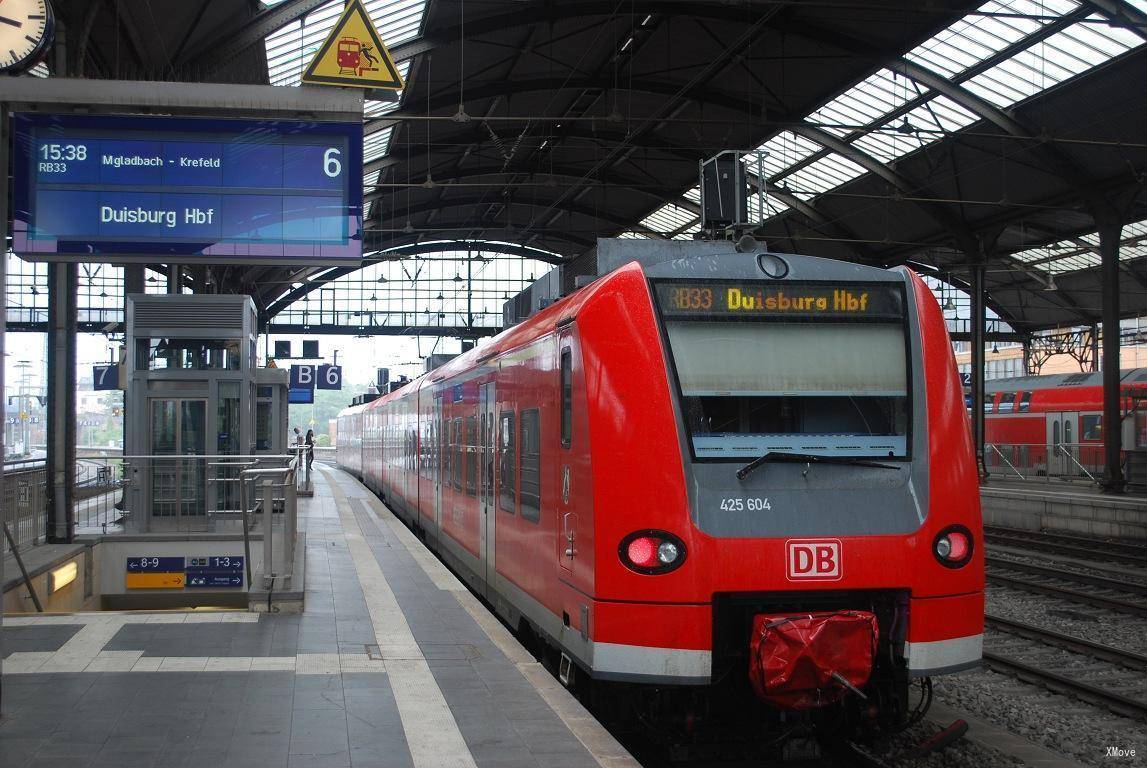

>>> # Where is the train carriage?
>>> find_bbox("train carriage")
[337,244,984,737]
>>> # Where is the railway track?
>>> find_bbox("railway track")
[985,526,1147,567]
[984,613,1147,720]
[986,561,1147,617]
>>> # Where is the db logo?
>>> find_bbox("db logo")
[786,539,842,580]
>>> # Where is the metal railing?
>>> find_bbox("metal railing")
[983,442,1103,485]
[3,453,300,558]
[241,459,299,590]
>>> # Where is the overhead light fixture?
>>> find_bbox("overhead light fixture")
[944,296,956,311]
[896,117,915,135]
[369,294,377,301]
[377,276,388,283]
[1043,273,1057,291]
[453,273,464,283]
[436,293,444,300]
[992,343,1000,354]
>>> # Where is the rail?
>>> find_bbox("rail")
[985,443,1025,480]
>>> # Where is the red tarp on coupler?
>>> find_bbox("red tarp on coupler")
[749,610,879,709]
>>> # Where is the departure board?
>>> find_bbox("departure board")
[12,113,363,264]
[655,281,904,320]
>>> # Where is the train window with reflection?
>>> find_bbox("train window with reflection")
[499,412,516,514]
[453,417,463,490]
[520,409,542,522]
[661,306,909,460]
[1019,391,1032,412]
[561,348,573,448]
[1082,415,1102,441]
[465,416,478,496]
[997,392,1016,414]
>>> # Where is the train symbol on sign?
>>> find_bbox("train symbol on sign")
[336,37,379,77]
[786,540,842,581]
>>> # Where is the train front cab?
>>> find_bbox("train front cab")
[566,254,983,727]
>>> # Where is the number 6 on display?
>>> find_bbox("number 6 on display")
[317,364,343,390]
[323,147,342,178]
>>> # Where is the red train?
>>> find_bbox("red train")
[983,370,1147,477]
[337,243,983,739]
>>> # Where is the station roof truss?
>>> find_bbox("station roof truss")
[28,0,1147,337]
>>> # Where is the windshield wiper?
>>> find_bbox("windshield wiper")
[736,451,900,481]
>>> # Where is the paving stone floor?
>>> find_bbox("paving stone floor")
[0,466,619,768]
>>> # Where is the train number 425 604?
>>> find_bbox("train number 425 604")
[720,497,772,512]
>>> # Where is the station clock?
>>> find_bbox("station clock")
[0,0,54,74]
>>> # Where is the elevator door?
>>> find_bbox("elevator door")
[150,399,207,519]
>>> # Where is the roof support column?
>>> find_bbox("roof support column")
[46,263,77,543]
[969,260,988,484]
[1099,221,1125,493]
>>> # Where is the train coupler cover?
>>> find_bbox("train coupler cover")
[749,610,878,709]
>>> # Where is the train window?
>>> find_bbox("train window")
[442,417,451,483]
[1082,415,1102,441]
[465,416,478,497]
[561,348,573,448]
[499,412,516,514]
[984,397,995,414]
[453,417,463,490]
[1064,418,1073,447]
[997,392,1016,414]
[1052,420,1061,454]
[1019,392,1032,413]
[520,409,542,523]
[664,320,909,460]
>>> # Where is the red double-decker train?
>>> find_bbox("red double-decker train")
[337,243,983,738]
[982,369,1147,477]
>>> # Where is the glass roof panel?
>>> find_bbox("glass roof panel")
[852,95,979,162]
[756,131,822,178]
[805,69,917,137]
[905,0,1074,79]
[1009,219,1147,275]
[963,17,1142,107]
[641,202,696,235]
[778,153,868,199]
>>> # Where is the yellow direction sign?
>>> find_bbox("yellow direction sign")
[301,0,404,90]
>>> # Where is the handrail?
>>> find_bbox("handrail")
[1056,442,1098,484]
[985,444,1025,480]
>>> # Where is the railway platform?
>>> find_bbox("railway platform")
[0,465,637,768]
[980,479,1147,540]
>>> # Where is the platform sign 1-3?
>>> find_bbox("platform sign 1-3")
[186,556,244,588]
[11,113,363,265]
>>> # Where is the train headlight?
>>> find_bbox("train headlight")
[620,530,687,574]
[933,525,974,568]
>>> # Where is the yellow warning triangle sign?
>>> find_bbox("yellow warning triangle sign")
[301,0,404,90]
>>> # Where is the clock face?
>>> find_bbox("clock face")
[0,0,53,74]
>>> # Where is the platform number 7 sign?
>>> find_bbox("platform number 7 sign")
[318,364,343,390]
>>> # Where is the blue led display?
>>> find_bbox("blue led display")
[12,113,363,265]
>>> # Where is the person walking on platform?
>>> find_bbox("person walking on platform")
[305,429,315,473]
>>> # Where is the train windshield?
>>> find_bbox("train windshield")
[655,281,910,461]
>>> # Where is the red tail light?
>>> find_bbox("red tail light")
[619,530,686,574]
[933,525,974,568]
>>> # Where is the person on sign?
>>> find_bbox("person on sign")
[360,44,378,69]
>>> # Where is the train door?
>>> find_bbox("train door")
[1045,411,1079,476]
[479,382,497,593]
[434,398,444,534]
[557,333,576,574]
